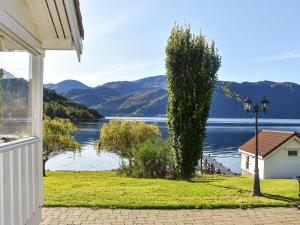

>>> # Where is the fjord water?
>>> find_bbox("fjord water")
[46,118,300,174]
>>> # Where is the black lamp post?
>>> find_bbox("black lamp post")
[244,96,269,196]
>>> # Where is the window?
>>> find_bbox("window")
[0,34,32,144]
[288,150,298,157]
[245,155,250,169]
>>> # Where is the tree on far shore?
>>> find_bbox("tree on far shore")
[166,25,221,180]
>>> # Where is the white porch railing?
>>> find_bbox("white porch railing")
[0,138,43,225]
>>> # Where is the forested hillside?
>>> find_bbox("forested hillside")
[43,88,103,120]
[0,78,103,120]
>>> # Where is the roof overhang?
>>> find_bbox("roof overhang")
[239,134,300,159]
[0,0,84,61]
[238,149,263,159]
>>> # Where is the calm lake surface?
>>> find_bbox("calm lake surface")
[46,118,300,174]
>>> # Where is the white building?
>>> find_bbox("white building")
[239,130,300,179]
[0,0,84,224]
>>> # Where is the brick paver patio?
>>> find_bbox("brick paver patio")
[41,207,300,225]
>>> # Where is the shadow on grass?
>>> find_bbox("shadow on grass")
[262,193,300,204]
[208,183,300,205]
[190,176,228,183]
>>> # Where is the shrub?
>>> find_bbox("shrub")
[98,120,160,165]
[130,138,174,178]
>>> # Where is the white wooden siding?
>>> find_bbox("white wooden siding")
[240,152,265,179]
[0,139,42,225]
[264,138,300,179]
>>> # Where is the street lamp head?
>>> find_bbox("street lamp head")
[261,96,269,113]
[244,97,252,113]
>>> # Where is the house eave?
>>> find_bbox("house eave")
[238,149,264,159]
[0,0,84,60]
[64,0,83,61]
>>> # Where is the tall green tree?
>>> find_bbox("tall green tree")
[43,117,80,176]
[166,25,221,179]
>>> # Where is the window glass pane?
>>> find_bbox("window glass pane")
[0,36,32,144]
[288,151,297,157]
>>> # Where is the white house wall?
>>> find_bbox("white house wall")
[240,152,265,179]
[264,138,300,179]
[0,139,42,225]
[0,39,44,225]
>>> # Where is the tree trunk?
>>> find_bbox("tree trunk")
[43,160,46,177]
[128,158,132,167]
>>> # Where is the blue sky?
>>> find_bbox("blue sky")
[42,0,300,86]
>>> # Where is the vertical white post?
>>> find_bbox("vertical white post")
[30,53,45,220]
[0,154,4,225]
[30,53,44,139]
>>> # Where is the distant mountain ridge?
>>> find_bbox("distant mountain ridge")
[47,75,300,119]
[44,79,90,93]
[102,75,167,95]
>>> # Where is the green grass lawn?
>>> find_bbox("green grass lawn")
[44,171,300,209]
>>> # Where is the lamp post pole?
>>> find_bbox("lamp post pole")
[253,105,261,196]
[244,97,269,197]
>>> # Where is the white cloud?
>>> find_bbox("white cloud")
[228,52,300,64]
[253,52,300,62]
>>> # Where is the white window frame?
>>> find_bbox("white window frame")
[0,30,44,151]
[287,150,298,157]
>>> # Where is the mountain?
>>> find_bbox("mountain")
[102,75,167,95]
[210,81,300,119]
[0,69,16,79]
[0,77,103,120]
[61,75,300,118]
[64,86,120,107]
[0,78,29,118]
[62,75,169,116]
[43,88,103,120]
[94,88,168,116]
[44,79,90,93]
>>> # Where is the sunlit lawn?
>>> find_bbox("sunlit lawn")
[43,171,299,209]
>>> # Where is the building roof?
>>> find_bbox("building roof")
[74,0,84,40]
[239,130,299,158]
[1,0,84,60]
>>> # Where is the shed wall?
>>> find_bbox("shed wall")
[264,139,300,179]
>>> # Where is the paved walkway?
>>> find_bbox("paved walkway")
[41,207,300,225]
